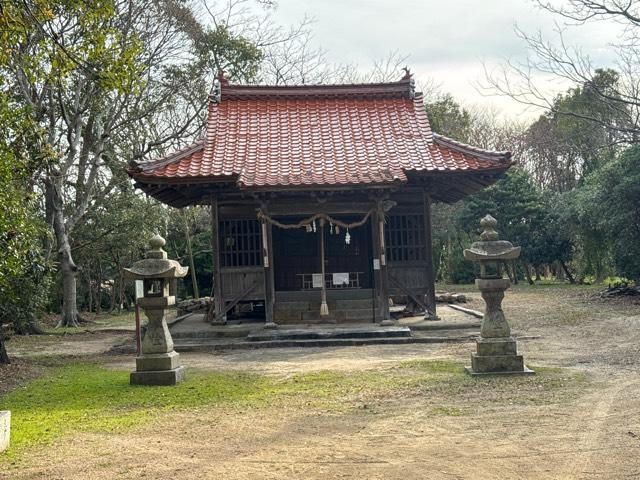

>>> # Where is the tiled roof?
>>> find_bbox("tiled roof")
[129,77,511,189]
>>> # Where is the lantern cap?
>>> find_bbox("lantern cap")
[123,234,188,279]
[463,214,521,261]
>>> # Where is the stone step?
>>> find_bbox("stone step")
[247,325,411,342]
[301,308,373,322]
[275,289,373,302]
[173,334,476,352]
[274,299,373,312]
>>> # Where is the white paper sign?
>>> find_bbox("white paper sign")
[332,272,349,286]
[312,273,324,288]
[373,259,381,270]
[135,280,144,300]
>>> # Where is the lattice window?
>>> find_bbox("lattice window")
[219,219,261,267]
[385,214,426,263]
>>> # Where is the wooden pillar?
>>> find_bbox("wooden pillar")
[372,205,392,325]
[261,216,276,328]
[209,196,225,324]
[423,191,438,320]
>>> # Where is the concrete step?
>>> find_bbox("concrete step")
[174,334,476,352]
[247,325,410,342]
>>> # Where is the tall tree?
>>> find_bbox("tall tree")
[522,69,627,192]
[569,144,640,282]
[485,0,640,141]
[5,0,264,326]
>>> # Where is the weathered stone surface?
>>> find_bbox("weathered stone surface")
[126,235,186,385]
[273,310,303,323]
[0,411,10,452]
[136,351,180,371]
[130,366,185,386]
[141,308,174,354]
[177,297,212,315]
[463,215,534,376]
[476,278,512,338]
[476,337,517,356]
[471,353,525,373]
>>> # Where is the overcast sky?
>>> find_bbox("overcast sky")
[270,0,623,120]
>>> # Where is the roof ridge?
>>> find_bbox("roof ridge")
[212,77,416,102]
[432,133,511,163]
[128,140,204,173]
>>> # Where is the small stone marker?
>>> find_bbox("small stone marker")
[0,411,10,452]
[124,234,188,385]
[463,215,534,376]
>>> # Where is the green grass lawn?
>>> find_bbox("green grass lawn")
[0,360,585,461]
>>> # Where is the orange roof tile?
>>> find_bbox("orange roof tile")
[128,77,511,189]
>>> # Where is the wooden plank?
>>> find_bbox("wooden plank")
[371,210,382,322]
[221,281,259,316]
[378,208,391,324]
[262,217,276,327]
[423,191,437,319]
[388,273,428,311]
[209,195,225,324]
[372,207,391,324]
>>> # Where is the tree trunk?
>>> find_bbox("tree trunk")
[88,274,93,313]
[96,262,102,314]
[47,176,83,328]
[109,280,116,313]
[118,269,125,312]
[0,332,10,364]
[446,235,454,284]
[560,260,576,284]
[535,266,542,282]
[183,210,199,299]
[522,260,535,285]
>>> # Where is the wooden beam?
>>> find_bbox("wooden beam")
[379,207,392,325]
[261,215,276,328]
[208,196,225,324]
[388,273,428,311]
[220,281,258,317]
[423,191,438,319]
[372,206,392,324]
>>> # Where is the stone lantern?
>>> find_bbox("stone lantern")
[124,234,188,385]
[463,215,534,375]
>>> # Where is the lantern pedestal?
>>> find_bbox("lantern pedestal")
[463,216,534,376]
[124,235,189,386]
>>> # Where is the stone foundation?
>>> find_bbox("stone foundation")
[466,337,534,376]
[131,366,185,386]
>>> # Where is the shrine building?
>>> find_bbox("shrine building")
[127,72,512,327]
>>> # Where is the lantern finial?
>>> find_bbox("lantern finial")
[147,234,167,260]
[479,215,499,241]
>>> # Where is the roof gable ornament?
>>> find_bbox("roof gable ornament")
[402,66,415,99]
[210,78,221,103]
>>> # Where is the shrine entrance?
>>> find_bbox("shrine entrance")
[272,216,373,292]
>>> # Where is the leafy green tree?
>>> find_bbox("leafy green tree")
[569,145,640,282]
[426,94,472,141]
[456,168,572,283]
[71,188,168,314]
[3,0,265,327]
[523,69,626,193]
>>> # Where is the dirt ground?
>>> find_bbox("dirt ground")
[2,285,640,480]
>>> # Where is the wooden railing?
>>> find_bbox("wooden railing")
[297,272,363,290]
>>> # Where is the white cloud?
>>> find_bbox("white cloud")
[269,0,624,118]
